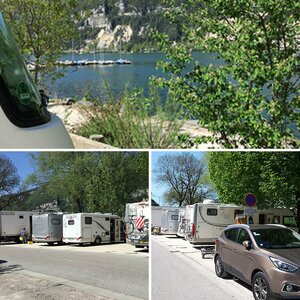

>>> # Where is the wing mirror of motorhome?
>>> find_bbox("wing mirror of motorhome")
[0,12,74,149]
[243,240,252,250]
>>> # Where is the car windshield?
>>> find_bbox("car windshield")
[251,228,300,249]
[0,13,50,127]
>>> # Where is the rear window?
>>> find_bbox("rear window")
[0,13,50,127]
[68,220,74,225]
[51,219,60,225]
[85,217,92,224]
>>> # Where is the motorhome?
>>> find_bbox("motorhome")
[0,211,36,242]
[184,201,298,245]
[0,12,73,149]
[32,213,64,245]
[124,201,149,247]
[62,213,121,245]
[151,206,182,235]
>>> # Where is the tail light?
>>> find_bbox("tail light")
[44,235,49,240]
[192,223,195,237]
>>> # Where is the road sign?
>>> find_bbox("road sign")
[244,193,257,207]
[244,206,257,216]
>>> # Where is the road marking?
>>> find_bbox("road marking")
[18,270,145,300]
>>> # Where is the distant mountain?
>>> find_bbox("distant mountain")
[73,0,181,52]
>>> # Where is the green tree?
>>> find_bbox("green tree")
[24,152,148,216]
[0,0,80,83]
[153,0,300,148]
[0,155,20,209]
[154,153,209,206]
[208,152,300,229]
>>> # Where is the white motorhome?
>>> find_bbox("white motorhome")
[0,211,36,242]
[0,13,73,149]
[151,206,183,235]
[63,213,121,245]
[32,213,64,245]
[185,201,298,245]
[124,201,149,247]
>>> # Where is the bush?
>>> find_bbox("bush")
[78,84,185,149]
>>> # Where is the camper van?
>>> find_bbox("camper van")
[0,12,73,149]
[124,201,149,247]
[63,213,121,245]
[184,201,298,245]
[32,213,64,245]
[151,206,182,235]
[0,211,36,242]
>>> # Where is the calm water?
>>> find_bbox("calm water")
[43,52,217,100]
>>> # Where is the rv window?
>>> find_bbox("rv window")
[225,228,239,242]
[105,218,109,221]
[19,215,24,219]
[283,216,298,227]
[85,217,92,224]
[68,220,74,225]
[207,209,217,216]
[171,215,178,221]
[51,219,60,225]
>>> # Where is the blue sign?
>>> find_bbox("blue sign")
[245,193,257,207]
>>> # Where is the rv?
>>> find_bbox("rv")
[151,206,183,235]
[184,201,298,245]
[0,211,36,242]
[124,201,149,248]
[63,213,121,245]
[0,12,73,149]
[32,213,64,245]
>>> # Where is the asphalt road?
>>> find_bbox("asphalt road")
[152,236,254,300]
[0,243,148,299]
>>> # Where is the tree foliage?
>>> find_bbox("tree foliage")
[208,152,300,228]
[0,0,81,83]
[153,0,300,148]
[24,152,148,216]
[0,155,20,210]
[154,153,209,206]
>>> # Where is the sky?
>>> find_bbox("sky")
[1,152,38,181]
[151,150,205,206]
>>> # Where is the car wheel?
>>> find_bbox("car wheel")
[215,255,229,278]
[94,237,101,245]
[252,272,271,300]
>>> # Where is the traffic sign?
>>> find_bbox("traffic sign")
[244,206,257,216]
[245,193,257,207]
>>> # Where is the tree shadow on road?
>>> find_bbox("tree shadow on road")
[0,260,23,275]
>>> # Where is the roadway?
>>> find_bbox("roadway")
[0,242,148,300]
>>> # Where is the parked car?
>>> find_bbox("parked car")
[215,224,300,300]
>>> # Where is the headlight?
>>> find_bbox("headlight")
[270,257,299,273]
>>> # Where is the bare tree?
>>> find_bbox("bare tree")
[154,153,207,206]
[0,155,20,209]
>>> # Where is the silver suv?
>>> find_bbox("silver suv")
[215,224,300,300]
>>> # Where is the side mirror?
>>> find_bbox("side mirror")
[243,240,252,250]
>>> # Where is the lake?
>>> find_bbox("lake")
[42,52,218,100]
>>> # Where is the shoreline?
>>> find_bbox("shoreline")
[47,101,220,149]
